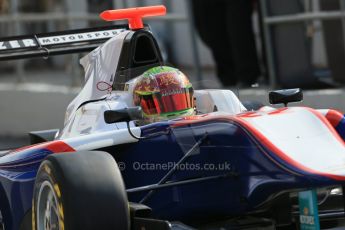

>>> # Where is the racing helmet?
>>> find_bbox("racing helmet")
[132,66,194,121]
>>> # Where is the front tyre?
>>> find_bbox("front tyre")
[32,151,130,230]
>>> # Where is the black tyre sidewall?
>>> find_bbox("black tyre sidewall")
[32,160,65,230]
[33,151,130,230]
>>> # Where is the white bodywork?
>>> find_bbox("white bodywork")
[64,127,141,151]
[59,100,345,178]
[59,26,247,139]
[56,27,345,178]
[60,89,246,139]
[63,30,130,133]
[240,107,345,176]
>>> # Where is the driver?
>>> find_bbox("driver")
[132,66,195,123]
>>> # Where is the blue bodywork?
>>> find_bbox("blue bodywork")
[1,113,345,229]
[0,148,53,229]
[120,118,345,222]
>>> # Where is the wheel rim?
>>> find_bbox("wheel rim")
[36,181,61,230]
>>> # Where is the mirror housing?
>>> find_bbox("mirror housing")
[269,88,303,106]
[104,107,143,124]
[29,129,59,144]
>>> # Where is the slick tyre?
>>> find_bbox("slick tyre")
[32,151,129,230]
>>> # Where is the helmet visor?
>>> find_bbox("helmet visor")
[138,87,194,116]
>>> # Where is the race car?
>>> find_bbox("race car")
[1,5,345,230]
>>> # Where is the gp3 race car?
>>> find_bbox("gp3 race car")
[1,5,345,230]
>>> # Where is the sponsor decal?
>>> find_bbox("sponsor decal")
[298,190,320,230]
[300,207,315,225]
[0,28,125,50]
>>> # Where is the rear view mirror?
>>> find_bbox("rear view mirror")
[104,107,143,124]
[269,88,303,106]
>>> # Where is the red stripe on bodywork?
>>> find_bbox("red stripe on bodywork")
[232,114,345,181]
[172,108,345,181]
[10,145,37,153]
[43,141,75,153]
[307,108,345,146]
[325,109,344,128]
[10,140,75,154]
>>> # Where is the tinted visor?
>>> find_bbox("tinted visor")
[139,87,194,116]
